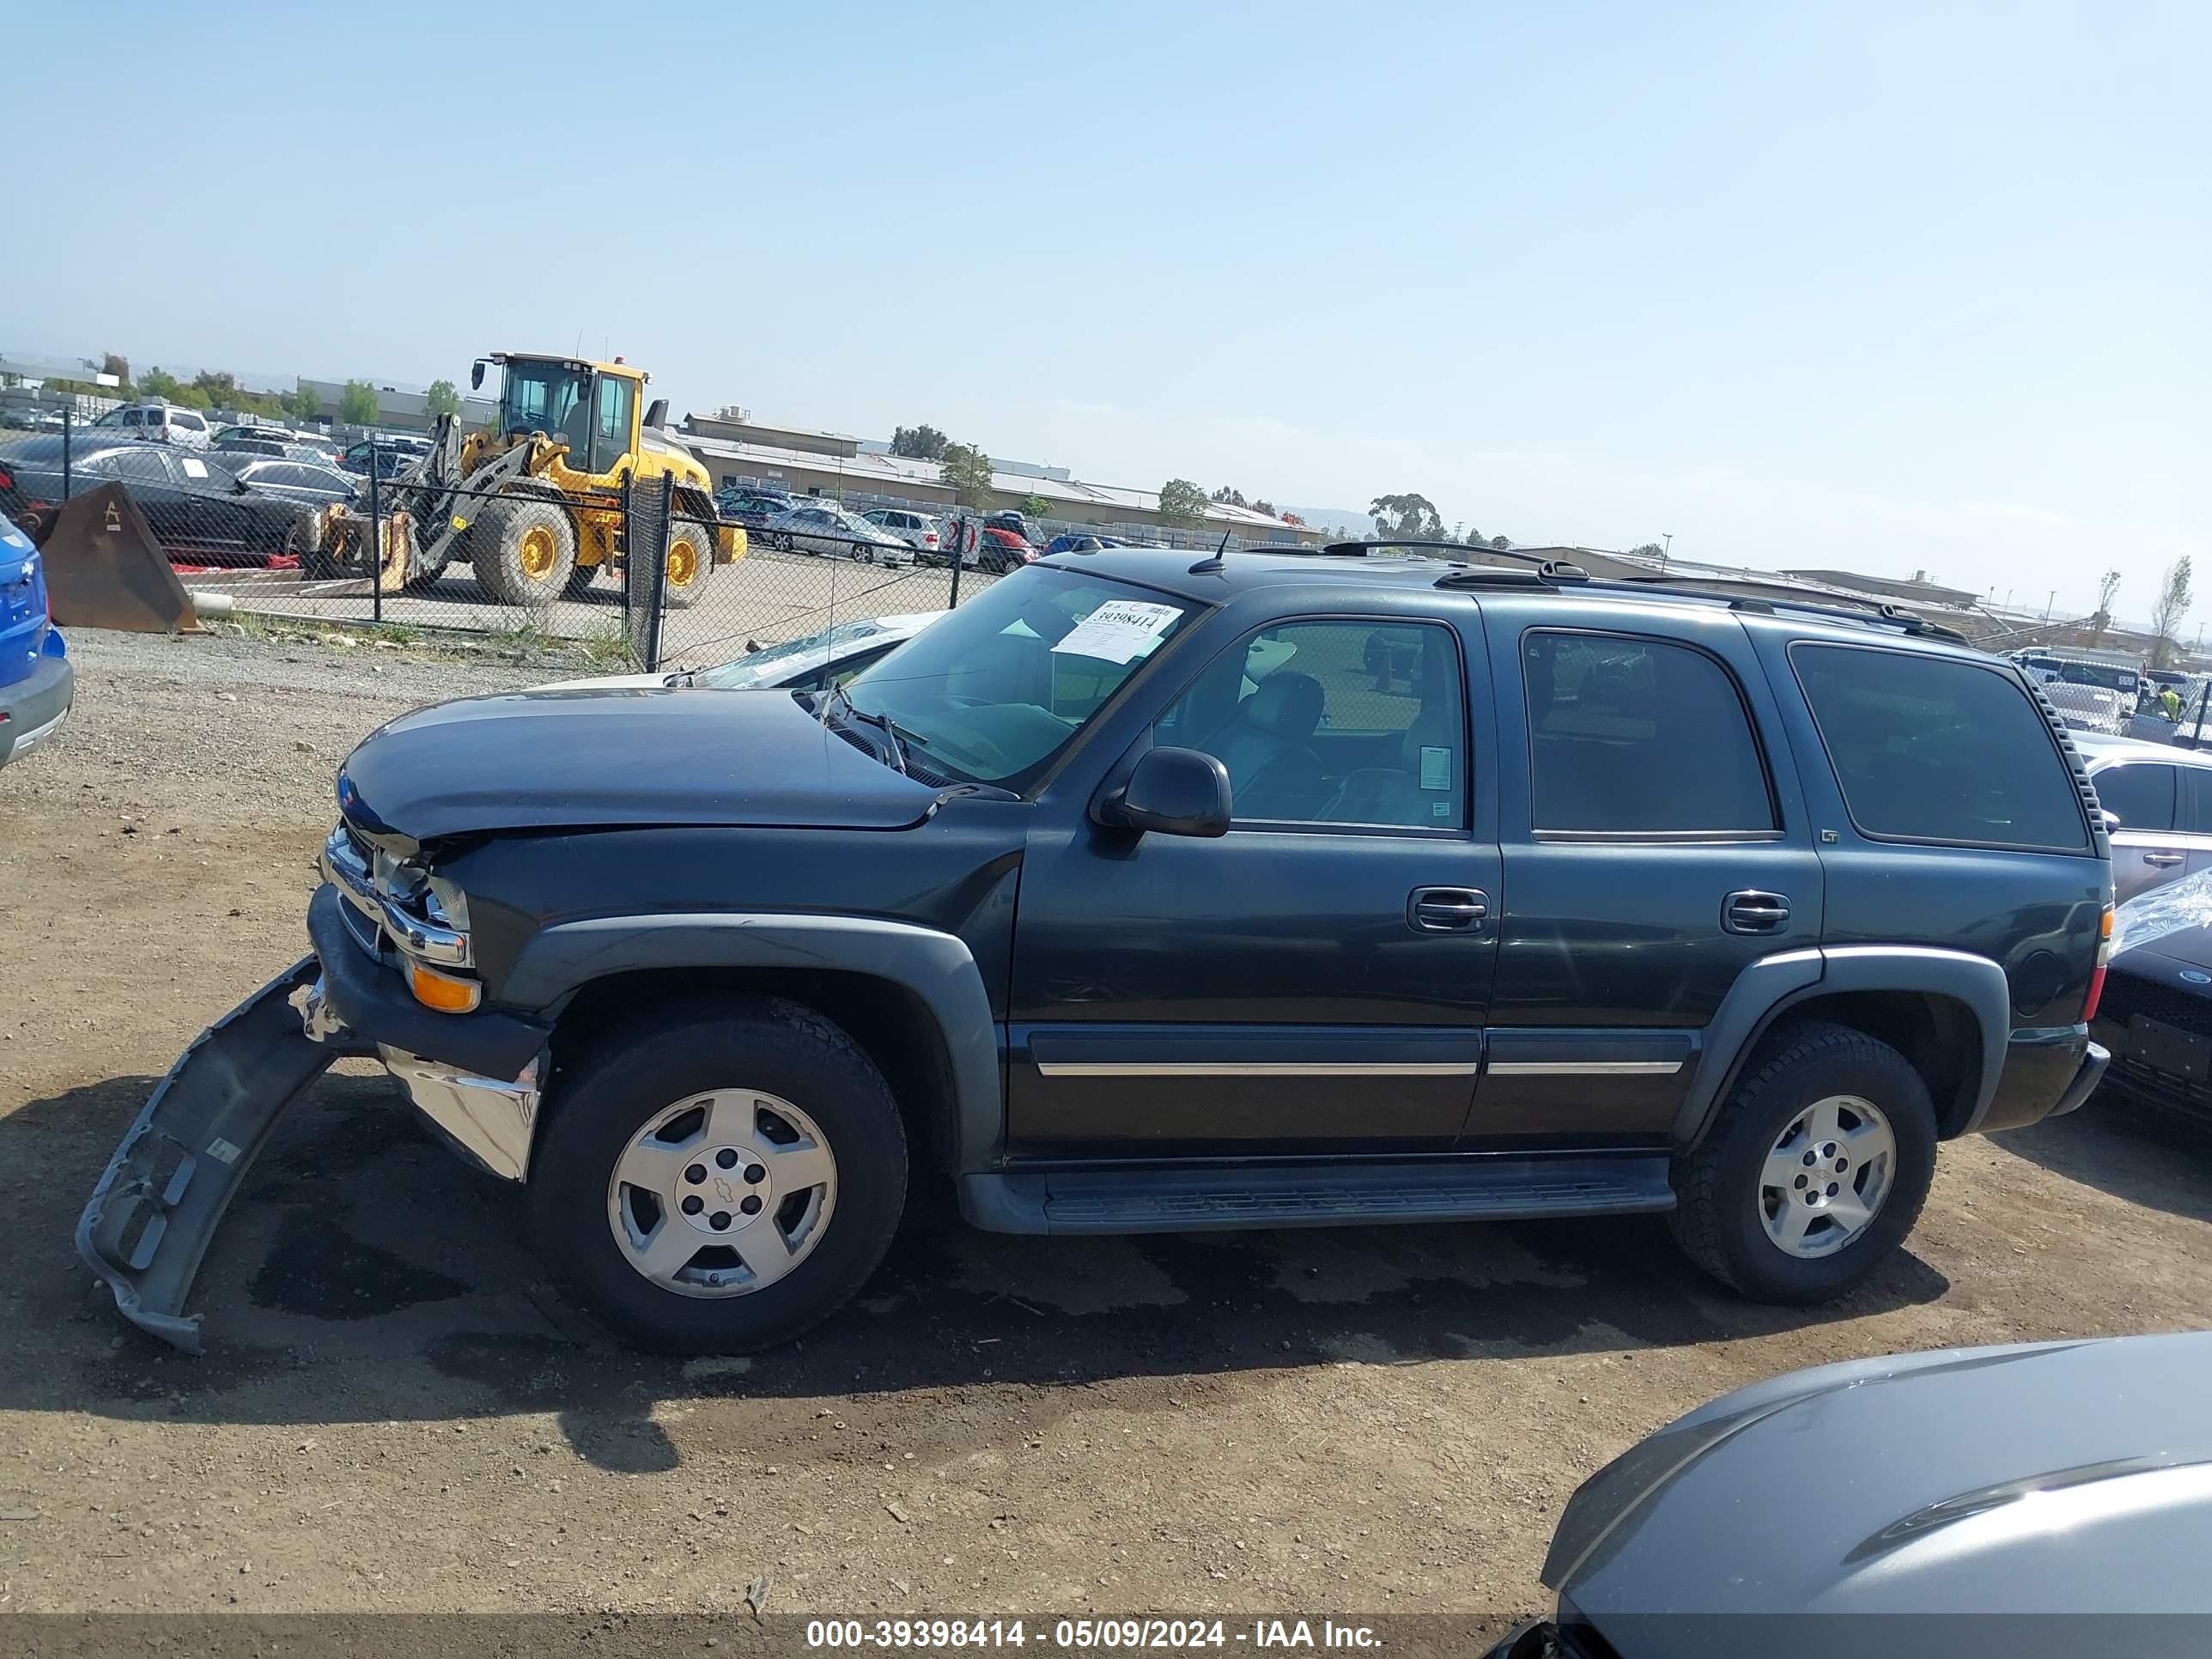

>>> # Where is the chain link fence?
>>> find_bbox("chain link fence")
[1,413,1054,677]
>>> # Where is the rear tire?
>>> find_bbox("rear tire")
[531,998,908,1352]
[1669,1019,1937,1304]
[471,495,576,609]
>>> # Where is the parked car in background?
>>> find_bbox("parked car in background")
[976,524,1037,574]
[87,402,213,447]
[2092,867,2212,1127]
[983,508,1035,544]
[715,488,792,529]
[335,436,430,478]
[537,611,944,693]
[758,502,913,565]
[2077,737,2212,902]
[213,424,337,459]
[860,507,944,560]
[0,510,71,770]
[1496,1333,2212,1659]
[0,437,329,562]
[223,458,361,509]
[0,405,68,433]
[216,436,346,466]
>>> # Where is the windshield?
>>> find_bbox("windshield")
[500,360,591,441]
[699,619,906,689]
[841,569,1197,787]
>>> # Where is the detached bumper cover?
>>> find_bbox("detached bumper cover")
[75,957,370,1352]
[2051,1040,2110,1119]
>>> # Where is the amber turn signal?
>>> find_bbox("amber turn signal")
[408,957,482,1013]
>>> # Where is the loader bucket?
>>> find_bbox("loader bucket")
[39,483,204,635]
[76,957,368,1352]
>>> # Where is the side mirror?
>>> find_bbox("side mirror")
[470,360,486,392]
[1097,747,1232,838]
[2101,810,2122,831]
[644,397,669,429]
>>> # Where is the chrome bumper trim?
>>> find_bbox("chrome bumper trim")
[320,824,471,968]
[378,1045,539,1182]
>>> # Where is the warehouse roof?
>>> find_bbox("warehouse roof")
[677,432,1314,534]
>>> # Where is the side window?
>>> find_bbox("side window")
[2094,763,2175,833]
[1152,619,1468,829]
[2179,769,2212,837]
[1791,644,2087,850]
[591,374,634,473]
[114,450,177,487]
[1524,631,1774,835]
[121,408,143,428]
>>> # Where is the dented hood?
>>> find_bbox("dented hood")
[337,685,945,849]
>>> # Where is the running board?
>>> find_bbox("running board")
[957,1156,1675,1237]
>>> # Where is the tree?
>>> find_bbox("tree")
[139,367,186,403]
[1369,492,1445,540]
[2148,557,2194,670]
[425,379,462,419]
[938,441,994,508]
[100,352,131,393]
[890,423,950,460]
[1210,485,1249,507]
[1627,542,1665,559]
[285,384,325,424]
[1158,478,1209,531]
[1490,535,1510,550]
[2087,568,2123,645]
[339,380,380,426]
[1251,498,1277,517]
[1020,493,1052,520]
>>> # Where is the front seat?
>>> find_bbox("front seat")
[1210,672,1325,821]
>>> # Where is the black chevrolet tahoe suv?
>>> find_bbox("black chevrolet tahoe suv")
[80,544,2112,1353]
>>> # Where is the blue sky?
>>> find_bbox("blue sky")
[9,2,2205,619]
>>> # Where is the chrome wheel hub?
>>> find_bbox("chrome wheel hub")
[607,1090,837,1297]
[1759,1093,1896,1260]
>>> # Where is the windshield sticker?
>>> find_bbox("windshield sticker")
[1054,600,1182,665]
[1419,746,1452,792]
[180,458,208,478]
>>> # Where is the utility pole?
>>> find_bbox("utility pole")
[2045,590,2054,621]
[1661,532,1673,572]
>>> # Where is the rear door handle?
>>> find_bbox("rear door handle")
[1723,890,1792,935]
[2144,852,2186,867]
[1409,886,1489,933]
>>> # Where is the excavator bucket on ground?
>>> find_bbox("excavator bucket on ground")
[38,483,204,634]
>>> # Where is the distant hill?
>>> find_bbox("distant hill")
[1283,506,1374,538]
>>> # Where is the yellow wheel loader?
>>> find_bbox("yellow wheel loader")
[327,354,739,609]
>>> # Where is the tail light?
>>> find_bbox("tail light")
[0,469,12,492]
[2083,903,2115,1022]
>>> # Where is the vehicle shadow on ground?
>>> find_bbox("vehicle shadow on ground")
[1996,1091,2212,1224]
[2,1073,1950,1476]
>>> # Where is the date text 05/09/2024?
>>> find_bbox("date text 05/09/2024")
[805,1619,1383,1650]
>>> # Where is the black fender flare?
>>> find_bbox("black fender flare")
[504,912,1002,1166]
[1672,945,2010,1146]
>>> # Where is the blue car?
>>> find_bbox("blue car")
[0,510,71,769]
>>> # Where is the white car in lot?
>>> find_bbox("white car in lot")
[87,402,213,447]
[859,507,945,561]
[536,611,943,693]
[759,503,914,565]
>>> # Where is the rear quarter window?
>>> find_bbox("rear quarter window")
[1791,642,2087,850]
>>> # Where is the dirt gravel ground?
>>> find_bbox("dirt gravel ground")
[3,629,2210,1624]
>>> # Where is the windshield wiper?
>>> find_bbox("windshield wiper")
[820,684,911,775]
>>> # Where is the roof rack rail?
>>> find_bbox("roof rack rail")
[1607,574,1971,643]
[1435,559,1591,590]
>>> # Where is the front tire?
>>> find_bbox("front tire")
[531,999,908,1352]
[1669,1020,1937,1304]
[471,495,576,608]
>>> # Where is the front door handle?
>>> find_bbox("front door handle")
[1410,886,1489,933]
[2143,851,2186,867]
[1723,890,1792,935]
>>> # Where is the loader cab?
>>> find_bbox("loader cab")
[485,356,644,480]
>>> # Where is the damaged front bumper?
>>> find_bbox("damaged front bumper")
[77,887,550,1352]
[74,958,371,1352]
